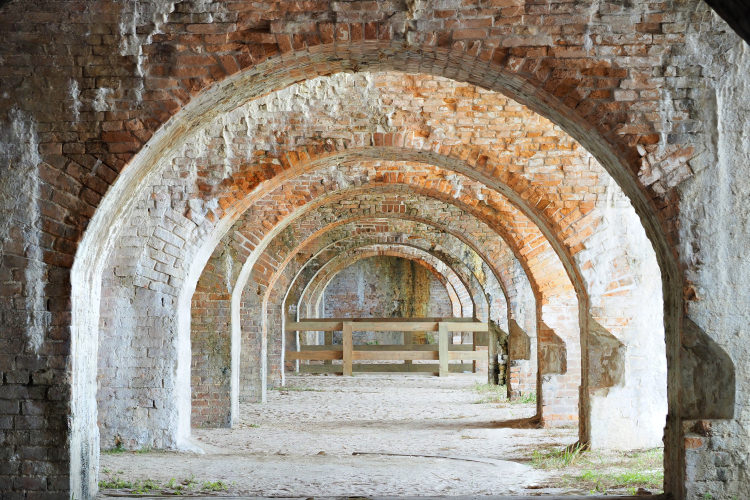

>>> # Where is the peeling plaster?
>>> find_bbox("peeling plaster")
[0,108,49,353]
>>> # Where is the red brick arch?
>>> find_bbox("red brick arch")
[270,228,497,324]
[300,245,471,322]
[2,1,739,498]
[70,22,680,500]
[217,184,577,422]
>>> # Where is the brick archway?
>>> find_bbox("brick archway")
[72,35,688,500]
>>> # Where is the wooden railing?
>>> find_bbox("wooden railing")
[285,318,488,377]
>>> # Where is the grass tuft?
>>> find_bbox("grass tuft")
[532,442,587,469]
[99,473,230,495]
[471,382,508,403]
[512,391,536,404]
[102,444,126,455]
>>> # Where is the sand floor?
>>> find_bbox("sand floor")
[99,374,595,497]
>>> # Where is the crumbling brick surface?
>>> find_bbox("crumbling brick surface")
[0,1,747,498]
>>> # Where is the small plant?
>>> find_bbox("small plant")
[201,480,228,492]
[471,382,508,404]
[531,442,587,469]
[98,476,134,489]
[181,474,197,489]
[136,446,152,454]
[102,443,126,454]
[512,391,537,404]
[131,479,159,494]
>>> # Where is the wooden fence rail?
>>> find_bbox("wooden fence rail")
[285,318,488,377]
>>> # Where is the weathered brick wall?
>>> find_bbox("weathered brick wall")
[271,220,510,368]
[190,240,241,429]
[321,254,455,343]
[322,255,459,320]
[92,65,661,450]
[0,0,747,498]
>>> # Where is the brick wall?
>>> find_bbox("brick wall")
[321,255,454,344]
[0,1,746,498]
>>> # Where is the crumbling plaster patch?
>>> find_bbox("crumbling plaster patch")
[675,20,750,499]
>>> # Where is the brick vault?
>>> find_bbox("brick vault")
[0,1,747,499]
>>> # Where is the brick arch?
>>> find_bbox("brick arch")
[191,215,518,426]
[202,150,665,446]
[301,245,471,322]
[266,219,519,385]
[274,230,521,386]
[297,242,480,322]
[94,143,664,456]
[75,32,671,500]
[91,71,669,451]
[2,2,744,498]
[273,228,499,323]
[175,169,549,444]
[218,185,567,421]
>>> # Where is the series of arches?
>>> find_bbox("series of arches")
[84,67,671,497]
[0,2,743,498]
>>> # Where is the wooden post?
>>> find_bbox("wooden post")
[438,322,449,377]
[472,332,478,373]
[324,330,333,366]
[488,325,499,385]
[403,331,413,371]
[342,322,353,376]
[295,329,300,373]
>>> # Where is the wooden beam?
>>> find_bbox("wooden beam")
[438,323,449,377]
[353,350,438,361]
[286,348,485,362]
[294,344,479,351]
[287,318,488,332]
[448,351,486,361]
[286,350,342,361]
[342,322,353,376]
[292,317,478,323]
[299,363,476,374]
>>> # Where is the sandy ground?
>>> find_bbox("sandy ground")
[100,374,583,497]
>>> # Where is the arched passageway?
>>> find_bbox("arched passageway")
[0,1,745,499]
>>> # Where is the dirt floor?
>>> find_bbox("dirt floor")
[99,374,663,497]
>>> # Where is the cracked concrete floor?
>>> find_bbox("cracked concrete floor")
[99,374,591,496]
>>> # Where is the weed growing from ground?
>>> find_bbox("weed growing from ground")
[98,472,230,495]
[471,382,508,403]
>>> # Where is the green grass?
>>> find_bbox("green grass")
[513,391,536,404]
[98,477,134,489]
[471,382,508,403]
[570,468,664,494]
[470,383,537,405]
[101,444,126,454]
[98,474,229,495]
[530,447,665,495]
[201,480,229,492]
[531,442,587,469]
